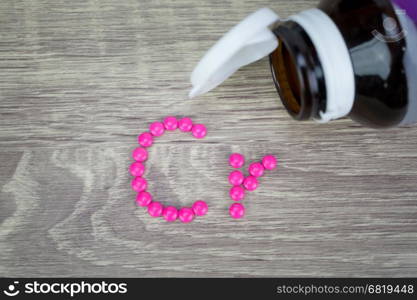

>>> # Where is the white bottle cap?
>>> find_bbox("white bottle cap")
[189,8,355,123]
[189,8,280,98]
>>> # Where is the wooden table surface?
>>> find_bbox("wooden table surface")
[1,0,417,277]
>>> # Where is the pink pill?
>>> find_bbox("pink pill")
[262,155,277,170]
[148,201,164,218]
[132,147,148,162]
[163,116,178,131]
[248,162,265,177]
[149,122,165,137]
[129,162,145,177]
[243,176,258,191]
[138,132,153,147]
[178,207,195,223]
[192,124,207,139]
[131,177,148,192]
[192,200,208,216]
[229,153,245,168]
[229,203,245,219]
[178,117,193,132]
[230,186,245,201]
[136,191,152,207]
[228,170,245,186]
[162,206,179,222]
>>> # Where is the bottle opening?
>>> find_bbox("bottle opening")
[270,39,302,116]
[270,21,326,121]
[270,9,356,122]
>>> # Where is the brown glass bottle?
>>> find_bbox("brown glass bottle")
[270,0,414,128]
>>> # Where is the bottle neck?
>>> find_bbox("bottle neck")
[270,21,326,120]
[270,8,355,123]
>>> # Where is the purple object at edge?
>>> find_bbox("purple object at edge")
[392,0,417,23]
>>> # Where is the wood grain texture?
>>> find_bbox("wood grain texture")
[1,0,417,277]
